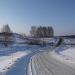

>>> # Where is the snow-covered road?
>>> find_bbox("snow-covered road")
[29,51,75,75]
[4,45,52,75]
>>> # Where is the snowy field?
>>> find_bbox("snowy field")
[51,38,75,68]
[60,47,75,59]
[51,46,75,68]
[0,37,75,75]
[28,38,75,75]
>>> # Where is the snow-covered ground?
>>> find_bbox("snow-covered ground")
[28,38,75,75]
[28,49,75,75]
[64,38,75,45]
[52,38,75,67]
[0,37,75,75]
[0,42,53,75]
[0,51,30,75]
[51,45,75,68]
[60,47,75,59]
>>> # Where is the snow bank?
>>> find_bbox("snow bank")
[51,47,75,68]
[27,59,33,75]
[60,47,75,59]
[0,51,30,75]
[64,38,75,44]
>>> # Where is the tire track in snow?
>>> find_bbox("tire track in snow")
[30,51,75,75]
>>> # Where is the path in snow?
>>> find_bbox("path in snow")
[5,45,52,75]
[6,52,35,75]
[29,51,75,75]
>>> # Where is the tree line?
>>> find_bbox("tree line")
[30,26,54,38]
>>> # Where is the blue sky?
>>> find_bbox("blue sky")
[0,0,75,35]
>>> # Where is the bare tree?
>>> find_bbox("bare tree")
[30,26,37,37]
[47,26,54,37]
[0,24,14,46]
